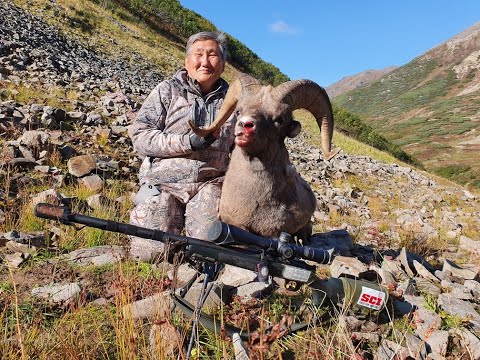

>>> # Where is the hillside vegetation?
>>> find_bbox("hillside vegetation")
[334,23,480,187]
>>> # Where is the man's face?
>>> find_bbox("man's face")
[185,39,225,94]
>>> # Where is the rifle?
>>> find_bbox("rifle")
[34,203,388,353]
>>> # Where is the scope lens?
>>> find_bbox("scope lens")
[208,220,226,242]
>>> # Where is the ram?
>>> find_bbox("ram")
[190,73,339,240]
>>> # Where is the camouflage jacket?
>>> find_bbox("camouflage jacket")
[129,69,236,191]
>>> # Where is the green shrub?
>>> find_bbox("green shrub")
[333,106,420,166]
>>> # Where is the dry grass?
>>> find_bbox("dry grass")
[0,81,80,110]
[3,0,479,357]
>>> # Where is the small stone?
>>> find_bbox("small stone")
[443,259,478,280]
[123,291,173,320]
[149,322,179,358]
[5,252,29,268]
[62,245,125,266]
[78,174,103,192]
[330,256,369,278]
[31,283,81,303]
[67,154,96,177]
[413,260,439,282]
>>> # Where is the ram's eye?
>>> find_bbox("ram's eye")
[274,117,284,127]
[234,109,241,117]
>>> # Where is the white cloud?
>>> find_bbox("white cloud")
[269,20,298,34]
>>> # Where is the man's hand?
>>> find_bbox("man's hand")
[189,133,217,151]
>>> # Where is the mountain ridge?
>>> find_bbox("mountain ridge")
[333,21,480,187]
[326,66,398,98]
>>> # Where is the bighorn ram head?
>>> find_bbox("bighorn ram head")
[189,73,339,160]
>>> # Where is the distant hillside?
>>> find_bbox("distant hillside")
[334,22,480,187]
[326,66,397,98]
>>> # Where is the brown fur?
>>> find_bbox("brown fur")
[219,89,316,240]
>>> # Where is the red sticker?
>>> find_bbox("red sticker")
[357,286,386,310]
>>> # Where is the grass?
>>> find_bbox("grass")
[0,81,80,110]
[3,0,480,357]
[295,110,410,166]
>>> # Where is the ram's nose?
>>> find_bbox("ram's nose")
[235,119,255,136]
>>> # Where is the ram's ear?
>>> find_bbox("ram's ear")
[287,120,301,138]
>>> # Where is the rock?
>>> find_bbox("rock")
[414,277,441,297]
[440,279,473,300]
[459,235,480,255]
[31,283,81,303]
[443,259,478,280]
[129,237,166,263]
[91,298,108,306]
[67,154,96,177]
[376,339,409,360]
[330,256,369,278]
[425,330,449,358]
[405,334,427,359]
[232,333,249,360]
[464,279,480,298]
[78,174,103,192]
[86,193,110,209]
[369,263,396,287]
[6,240,37,255]
[381,257,409,282]
[61,245,125,266]
[437,293,480,328]
[5,252,29,267]
[182,281,228,308]
[18,130,49,148]
[453,329,480,360]
[123,291,173,320]
[217,265,257,287]
[352,331,380,344]
[168,263,198,288]
[413,260,439,282]
[149,322,179,358]
[30,188,64,207]
[234,281,272,299]
[341,315,366,331]
[406,295,442,340]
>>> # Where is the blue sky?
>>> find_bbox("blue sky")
[179,1,480,86]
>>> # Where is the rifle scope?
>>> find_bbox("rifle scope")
[208,221,332,264]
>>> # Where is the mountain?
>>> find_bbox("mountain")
[326,66,397,98]
[1,2,479,359]
[334,21,480,187]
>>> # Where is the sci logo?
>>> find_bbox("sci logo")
[357,286,386,310]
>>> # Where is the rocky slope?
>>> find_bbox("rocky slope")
[1,2,480,359]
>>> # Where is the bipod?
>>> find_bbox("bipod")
[175,261,223,360]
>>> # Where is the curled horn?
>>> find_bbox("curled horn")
[272,80,340,160]
[188,73,261,137]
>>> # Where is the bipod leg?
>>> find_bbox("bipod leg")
[184,262,221,360]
